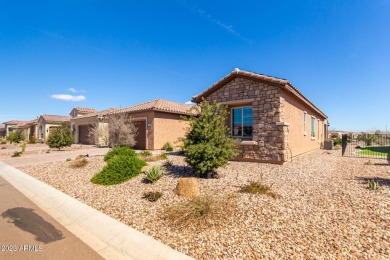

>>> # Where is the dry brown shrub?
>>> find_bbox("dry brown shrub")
[239,181,279,198]
[70,158,89,168]
[164,195,236,230]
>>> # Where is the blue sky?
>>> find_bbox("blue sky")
[0,0,389,131]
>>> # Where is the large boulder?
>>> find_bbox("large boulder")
[175,178,200,198]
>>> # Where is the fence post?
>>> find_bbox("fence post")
[342,134,347,156]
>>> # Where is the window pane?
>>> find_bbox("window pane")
[232,108,242,136]
[243,107,252,137]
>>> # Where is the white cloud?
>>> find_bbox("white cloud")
[185,101,195,106]
[51,94,86,102]
[68,88,77,93]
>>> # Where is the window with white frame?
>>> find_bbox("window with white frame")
[232,106,253,137]
[303,112,307,135]
[311,117,316,138]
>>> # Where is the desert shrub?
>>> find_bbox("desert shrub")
[164,196,235,229]
[183,100,238,178]
[70,158,89,168]
[104,146,137,162]
[158,153,168,160]
[142,191,162,202]
[28,136,37,144]
[145,165,163,183]
[107,113,138,147]
[7,130,24,144]
[163,141,173,152]
[138,150,152,157]
[239,181,278,198]
[0,138,6,144]
[91,155,146,185]
[47,126,73,150]
[367,179,380,190]
[1,147,6,149]
[163,159,173,168]
[333,137,342,146]
[12,151,22,157]
[21,143,26,153]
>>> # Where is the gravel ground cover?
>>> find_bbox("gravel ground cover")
[0,144,95,159]
[18,150,390,259]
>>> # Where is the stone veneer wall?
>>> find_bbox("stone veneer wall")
[204,77,289,163]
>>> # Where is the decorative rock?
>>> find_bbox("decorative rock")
[175,177,200,198]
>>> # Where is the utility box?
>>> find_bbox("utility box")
[324,140,334,150]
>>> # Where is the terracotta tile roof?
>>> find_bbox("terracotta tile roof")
[114,99,196,115]
[192,68,327,119]
[73,107,97,114]
[40,115,71,124]
[3,120,30,125]
[72,108,119,120]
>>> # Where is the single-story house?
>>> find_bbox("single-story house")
[37,115,71,142]
[114,99,194,150]
[3,120,30,138]
[71,108,118,146]
[192,68,328,164]
[18,119,38,141]
[72,99,194,150]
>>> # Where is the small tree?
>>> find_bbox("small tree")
[47,125,73,150]
[183,100,238,178]
[107,113,138,147]
[88,122,110,146]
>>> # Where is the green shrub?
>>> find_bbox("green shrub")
[28,136,37,144]
[183,100,238,178]
[333,137,342,146]
[47,126,73,150]
[367,179,380,190]
[7,130,24,144]
[162,141,173,152]
[91,155,146,185]
[143,191,162,202]
[145,165,163,183]
[12,151,22,157]
[138,150,152,157]
[104,146,137,162]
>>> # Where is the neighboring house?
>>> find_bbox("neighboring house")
[74,99,194,149]
[69,107,97,118]
[113,99,194,150]
[18,119,38,141]
[0,124,5,138]
[37,115,71,142]
[71,108,118,146]
[3,120,30,137]
[192,68,328,164]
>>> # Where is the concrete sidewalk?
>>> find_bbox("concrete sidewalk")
[0,161,193,259]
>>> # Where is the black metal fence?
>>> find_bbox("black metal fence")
[341,133,390,159]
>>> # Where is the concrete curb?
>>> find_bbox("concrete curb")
[0,161,193,260]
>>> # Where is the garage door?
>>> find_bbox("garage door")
[79,125,93,145]
[133,121,146,150]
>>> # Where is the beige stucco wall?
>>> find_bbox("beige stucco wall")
[37,119,67,142]
[153,111,189,149]
[281,91,327,158]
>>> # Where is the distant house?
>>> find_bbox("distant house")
[18,119,38,141]
[69,107,97,118]
[37,115,71,142]
[70,108,118,146]
[192,69,328,164]
[3,120,30,137]
[71,99,194,149]
[0,124,5,138]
